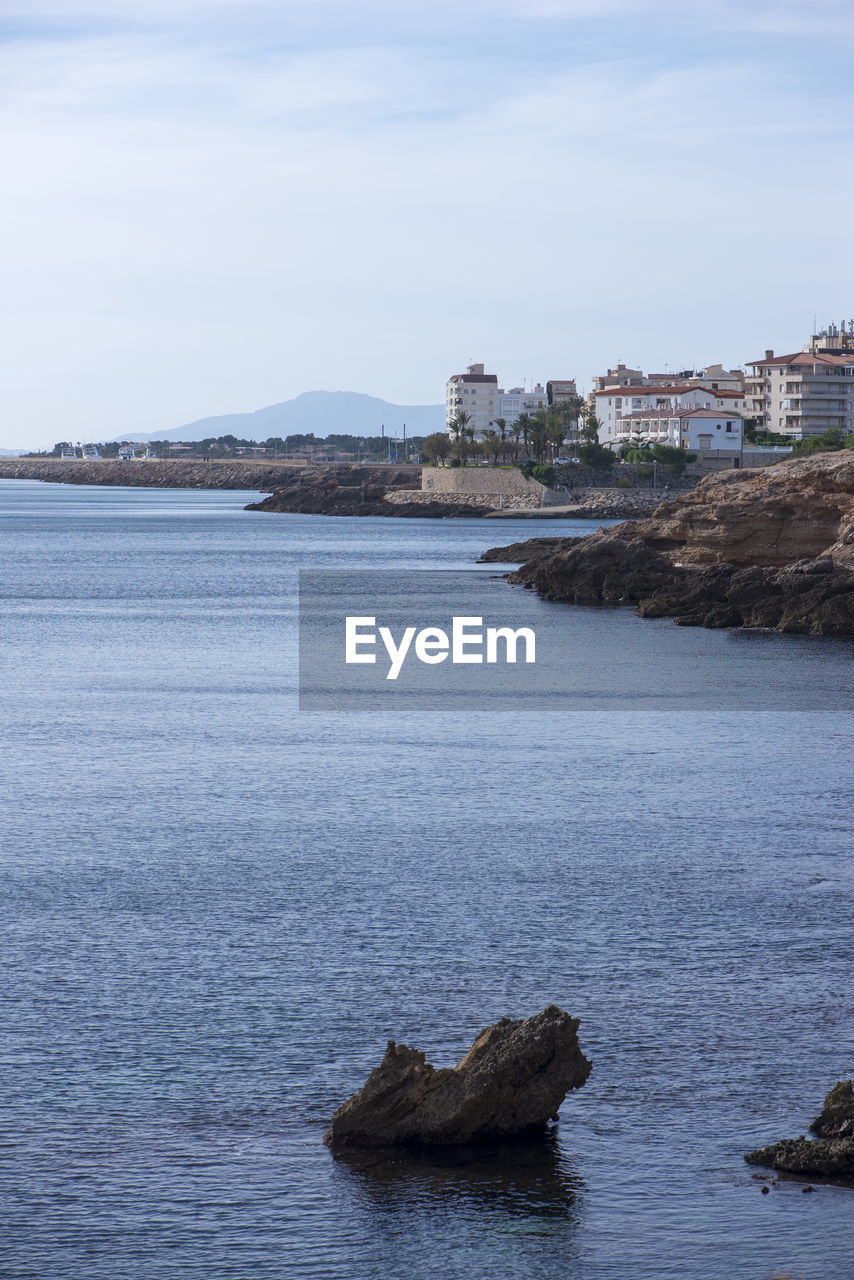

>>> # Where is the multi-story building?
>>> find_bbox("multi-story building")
[614,405,743,463]
[593,384,743,462]
[446,366,577,435]
[589,363,745,420]
[496,384,547,423]
[445,363,499,434]
[746,325,854,437]
[546,379,578,404]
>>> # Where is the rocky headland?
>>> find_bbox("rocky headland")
[324,1005,591,1149]
[745,1080,854,1181]
[480,453,854,638]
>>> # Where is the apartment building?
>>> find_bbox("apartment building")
[445,363,499,434]
[446,365,577,434]
[546,379,578,404]
[497,384,547,423]
[615,405,743,460]
[746,324,854,437]
[594,384,743,460]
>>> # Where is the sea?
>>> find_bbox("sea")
[1,478,853,1280]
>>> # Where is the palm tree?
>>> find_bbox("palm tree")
[515,412,533,459]
[493,417,508,463]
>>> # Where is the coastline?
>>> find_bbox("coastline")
[480,453,854,638]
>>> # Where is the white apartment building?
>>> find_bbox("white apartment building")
[615,406,743,460]
[446,366,577,435]
[497,384,547,423]
[594,383,749,446]
[746,326,854,437]
[446,363,499,434]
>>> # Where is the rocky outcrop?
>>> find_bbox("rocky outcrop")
[745,1081,854,1180]
[811,1079,854,1138]
[246,467,484,517]
[324,1005,591,1149]
[481,453,854,637]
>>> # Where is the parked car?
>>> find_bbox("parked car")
[554,457,579,465]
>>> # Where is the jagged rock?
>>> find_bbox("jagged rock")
[745,1081,854,1180]
[811,1079,854,1138]
[323,1005,591,1149]
[481,453,854,638]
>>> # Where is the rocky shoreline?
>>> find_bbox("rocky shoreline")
[0,457,682,520]
[481,453,854,639]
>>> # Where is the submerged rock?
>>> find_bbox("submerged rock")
[324,1005,591,1149]
[745,1081,854,1180]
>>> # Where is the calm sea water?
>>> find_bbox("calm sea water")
[1,478,853,1280]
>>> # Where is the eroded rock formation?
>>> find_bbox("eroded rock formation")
[481,453,854,637]
[745,1081,854,1180]
[324,1005,591,1148]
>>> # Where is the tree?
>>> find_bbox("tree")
[651,443,696,476]
[515,412,533,458]
[493,417,508,463]
[577,441,616,469]
[423,432,452,466]
[580,408,602,442]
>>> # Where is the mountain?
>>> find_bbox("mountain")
[111,391,445,443]
[0,448,26,456]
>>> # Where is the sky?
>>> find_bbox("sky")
[1,0,853,448]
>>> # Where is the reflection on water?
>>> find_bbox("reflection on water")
[330,1131,584,1222]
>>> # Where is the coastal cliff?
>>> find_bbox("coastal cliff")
[481,453,854,638]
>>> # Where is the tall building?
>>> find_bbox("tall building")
[746,324,854,437]
[445,363,499,434]
[445,365,577,435]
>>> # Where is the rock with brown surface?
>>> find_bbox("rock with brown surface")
[324,1005,592,1149]
[481,453,854,637]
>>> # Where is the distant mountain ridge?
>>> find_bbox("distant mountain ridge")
[111,391,444,443]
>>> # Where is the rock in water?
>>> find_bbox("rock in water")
[745,1081,854,1180]
[810,1079,854,1138]
[324,1005,592,1149]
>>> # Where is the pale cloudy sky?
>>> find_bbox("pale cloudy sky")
[1,0,853,447]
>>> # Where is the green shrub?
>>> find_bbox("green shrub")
[616,476,633,488]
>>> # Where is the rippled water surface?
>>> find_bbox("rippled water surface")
[1,479,853,1280]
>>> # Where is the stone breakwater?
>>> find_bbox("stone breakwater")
[385,486,674,518]
[480,453,854,638]
[0,457,330,490]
